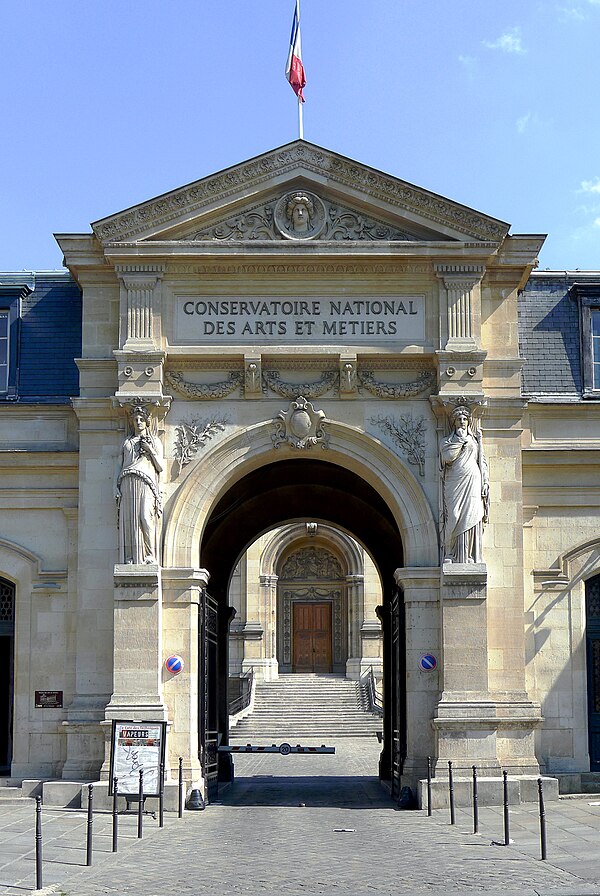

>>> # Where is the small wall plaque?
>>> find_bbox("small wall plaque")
[35,690,63,708]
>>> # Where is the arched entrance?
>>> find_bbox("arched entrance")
[199,458,405,796]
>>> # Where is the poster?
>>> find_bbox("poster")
[109,721,166,797]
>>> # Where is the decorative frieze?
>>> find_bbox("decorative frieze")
[263,370,337,400]
[359,369,435,399]
[95,143,508,243]
[188,191,418,243]
[165,370,243,399]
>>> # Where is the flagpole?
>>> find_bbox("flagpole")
[297,0,303,139]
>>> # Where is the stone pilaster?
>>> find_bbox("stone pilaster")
[257,574,279,680]
[394,568,440,784]
[435,264,485,351]
[345,573,364,678]
[116,264,165,351]
[62,398,121,781]
[162,568,209,783]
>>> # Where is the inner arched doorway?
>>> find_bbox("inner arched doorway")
[199,458,405,798]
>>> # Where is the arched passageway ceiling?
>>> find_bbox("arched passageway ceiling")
[201,459,403,596]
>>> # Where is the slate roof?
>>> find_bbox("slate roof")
[518,272,585,398]
[0,272,81,403]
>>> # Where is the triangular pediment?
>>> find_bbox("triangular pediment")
[92,141,509,245]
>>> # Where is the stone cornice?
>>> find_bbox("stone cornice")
[92,141,509,244]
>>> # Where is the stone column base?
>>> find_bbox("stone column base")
[417,774,559,809]
[433,695,543,777]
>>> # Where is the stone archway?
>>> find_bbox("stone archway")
[160,421,439,794]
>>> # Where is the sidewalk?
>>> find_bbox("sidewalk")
[1,740,600,896]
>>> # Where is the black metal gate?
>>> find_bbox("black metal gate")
[200,589,219,801]
[0,578,15,775]
[586,575,600,771]
[390,586,406,800]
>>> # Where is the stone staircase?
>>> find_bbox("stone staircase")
[0,778,33,805]
[231,673,383,740]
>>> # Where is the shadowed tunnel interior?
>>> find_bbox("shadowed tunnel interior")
[199,458,406,795]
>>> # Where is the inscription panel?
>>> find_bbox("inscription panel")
[174,295,425,345]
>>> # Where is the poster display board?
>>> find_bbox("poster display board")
[109,721,167,797]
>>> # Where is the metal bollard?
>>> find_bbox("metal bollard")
[448,761,455,825]
[159,762,164,828]
[538,777,547,860]
[86,783,93,866]
[427,756,432,817]
[138,769,144,839]
[178,757,183,818]
[35,795,43,891]
[503,770,510,846]
[472,765,479,834]
[112,777,118,853]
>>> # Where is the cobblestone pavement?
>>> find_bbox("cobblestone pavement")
[1,740,600,895]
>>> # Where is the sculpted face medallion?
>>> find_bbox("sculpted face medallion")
[274,190,326,240]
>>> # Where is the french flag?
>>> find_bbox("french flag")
[285,1,306,102]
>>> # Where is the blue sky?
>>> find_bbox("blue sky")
[1,0,598,271]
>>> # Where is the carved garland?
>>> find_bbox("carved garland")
[165,370,243,399]
[165,368,434,400]
[358,369,436,399]
[263,370,338,399]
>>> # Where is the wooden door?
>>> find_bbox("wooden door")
[293,602,332,673]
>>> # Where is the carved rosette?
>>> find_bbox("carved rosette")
[272,396,330,450]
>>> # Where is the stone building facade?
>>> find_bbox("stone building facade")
[0,141,599,798]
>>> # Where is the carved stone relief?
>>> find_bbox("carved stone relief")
[186,191,417,243]
[358,369,435,399]
[272,397,330,450]
[263,370,337,399]
[165,370,242,399]
[94,144,508,243]
[173,418,228,475]
[370,414,427,476]
[165,366,434,401]
[280,547,343,579]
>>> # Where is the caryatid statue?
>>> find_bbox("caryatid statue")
[116,405,163,565]
[439,405,489,564]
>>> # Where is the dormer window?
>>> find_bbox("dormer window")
[0,310,9,394]
[570,283,600,398]
[593,309,600,390]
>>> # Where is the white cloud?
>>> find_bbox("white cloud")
[516,113,532,134]
[558,4,586,19]
[483,26,525,54]
[594,218,600,228]
[458,54,476,68]
[580,177,600,194]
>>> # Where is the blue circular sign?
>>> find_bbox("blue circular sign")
[165,654,184,675]
[419,654,437,672]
